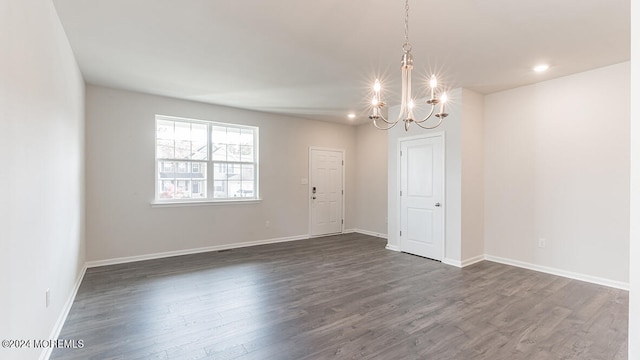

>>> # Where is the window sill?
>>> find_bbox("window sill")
[151,199,262,208]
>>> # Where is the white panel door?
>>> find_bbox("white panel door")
[310,149,343,236]
[400,136,444,260]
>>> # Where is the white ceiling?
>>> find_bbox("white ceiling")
[52,0,630,125]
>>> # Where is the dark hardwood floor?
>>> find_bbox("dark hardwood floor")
[51,233,628,359]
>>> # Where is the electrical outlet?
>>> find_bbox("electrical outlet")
[538,238,546,248]
[45,289,50,308]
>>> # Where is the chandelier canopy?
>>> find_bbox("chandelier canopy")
[369,0,449,131]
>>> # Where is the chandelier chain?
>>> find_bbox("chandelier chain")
[404,0,410,45]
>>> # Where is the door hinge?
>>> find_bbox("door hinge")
[400,190,402,196]
[342,190,344,195]
[342,160,344,165]
[342,219,344,225]
[400,230,402,236]
[400,150,403,156]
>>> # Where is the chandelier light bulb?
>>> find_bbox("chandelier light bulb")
[374,79,381,92]
[430,75,437,89]
[436,91,448,118]
[429,75,437,100]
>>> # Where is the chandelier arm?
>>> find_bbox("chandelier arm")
[413,105,436,124]
[412,115,444,130]
[372,112,394,125]
[373,117,399,130]
[371,108,407,125]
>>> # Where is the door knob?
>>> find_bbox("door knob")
[435,202,441,207]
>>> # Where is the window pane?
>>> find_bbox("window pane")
[227,128,241,144]
[192,123,207,142]
[191,162,206,182]
[227,144,240,161]
[157,122,209,160]
[175,121,191,140]
[241,164,254,180]
[175,140,192,159]
[213,162,226,180]
[214,180,227,198]
[158,160,208,200]
[191,123,208,160]
[160,180,175,199]
[226,163,241,180]
[212,126,227,143]
[240,146,253,162]
[192,180,206,198]
[240,181,254,198]
[157,139,174,159]
[228,181,242,197]
[191,163,207,198]
[175,180,189,199]
[156,120,174,140]
[159,161,174,178]
[212,143,227,161]
[192,141,208,160]
[240,129,253,146]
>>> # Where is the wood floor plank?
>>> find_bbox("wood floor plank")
[51,233,628,359]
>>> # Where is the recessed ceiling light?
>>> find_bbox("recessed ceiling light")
[347,113,356,119]
[533,64,550,73]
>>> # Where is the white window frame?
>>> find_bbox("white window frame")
[154,115,259,205]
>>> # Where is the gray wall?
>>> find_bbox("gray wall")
[484,62,630,285]
[85,85,377,262]
[460,89,485,262]
[354,123,388,237]
[1,0,86,359]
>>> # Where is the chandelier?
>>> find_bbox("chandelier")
[369,0,448,131]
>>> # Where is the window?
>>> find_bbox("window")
[155,115,258,202]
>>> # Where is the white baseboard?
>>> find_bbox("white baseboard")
[442,258,462,267]
[40,263,87,360]
[86,234,309,268]
[346,228,388,239]
[485,254,629,291]
[385,244,400,252]
[462,254,485,267]
[389,254,483,269]
[87,231,392,268]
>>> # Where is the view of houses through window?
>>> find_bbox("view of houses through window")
[155,116,258,202]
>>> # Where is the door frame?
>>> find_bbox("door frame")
[396,132,446,260]
[308,147,346,237]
